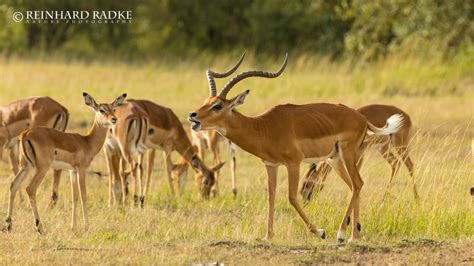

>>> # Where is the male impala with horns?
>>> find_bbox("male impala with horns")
[188,53,404,242]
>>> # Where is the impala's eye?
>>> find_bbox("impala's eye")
[99,109,106,114]
[211,104,222,111]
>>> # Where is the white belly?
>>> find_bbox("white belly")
[51,160,75,171]
[145,140,164,151]
[302,149,337,164]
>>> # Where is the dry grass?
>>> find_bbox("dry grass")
[0,54,472,264]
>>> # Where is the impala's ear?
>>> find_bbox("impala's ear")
[112,93,127,107]
[229,90,250,109]
[83,92,98,111]
[212,161,225,172]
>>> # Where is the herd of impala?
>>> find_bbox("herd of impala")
[1,53,419,243]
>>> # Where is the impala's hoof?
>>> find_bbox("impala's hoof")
[318,229,326,239]
[310,227,326,239]
[51,192,58,203]
[337,230,345,243]
[5,217,12,232]
[140,196,145,208]
[264,232,274,240]
[232,188,238,197]
[35,219,43,234]
[133,195,139,206]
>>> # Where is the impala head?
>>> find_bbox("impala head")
[188,53,288,132]
[189,156,225,199]
[83,92,127,127]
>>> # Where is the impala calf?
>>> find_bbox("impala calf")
[300,104,416,203]
[104,100,148,207]
[5,92,125,233]
[0,97,68,204]
[189,54,404,242]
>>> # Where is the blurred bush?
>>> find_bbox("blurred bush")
[0,0,472,61]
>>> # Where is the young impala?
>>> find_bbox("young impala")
[188,54,404,242]
[5,92,125,233]
[1,97,69,204]
[300,104,417,203]
[103,100,149,207]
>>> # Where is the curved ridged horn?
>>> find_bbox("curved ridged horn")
[218,53,288,98]
[207,52,246,96]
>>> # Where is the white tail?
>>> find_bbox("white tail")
[367,114,404,135]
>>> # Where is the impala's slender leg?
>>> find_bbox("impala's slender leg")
[110,153,122,204]
[25,167,48,234]
[378,144,401,199]
[398,146,418,198]
[287,163,325,238]
[210,142,221,197]
[49,170,61,207]
[334,144,364,242]
[104,147,115,207]
[163,147,176,195]
[8,146,25,203]
[5,165,30,231]
[119,158,129,196]
[326,157,354,242]
[123,152,140,206]
[229,141,237,197]
[137,153,145,207]
[77,169,89,230]
[349,164,364,242]
[356,154,365,170]
[264,164,278,240]
[70,170,79,229]
[143,149,155,199]
[7,147,19,175]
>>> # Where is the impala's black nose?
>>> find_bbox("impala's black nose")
[189,112,197,118]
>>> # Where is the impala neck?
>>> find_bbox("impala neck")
[218,111,269,158]
[85,119,109,156]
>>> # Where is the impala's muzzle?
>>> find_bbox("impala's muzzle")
[188,112,201,131]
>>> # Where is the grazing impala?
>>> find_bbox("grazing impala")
[300,104,417,203]
[188,54,404,242]
[0,97,69,204]
[5,92,125,233]
[126,99,224,200]
[191,130,237,197]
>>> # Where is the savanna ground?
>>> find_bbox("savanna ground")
[0,53,473,264]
